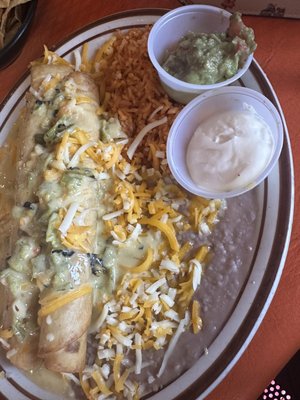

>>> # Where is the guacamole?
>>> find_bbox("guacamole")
[162,12,257,85]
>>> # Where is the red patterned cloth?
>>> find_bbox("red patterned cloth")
[178,0,300,18]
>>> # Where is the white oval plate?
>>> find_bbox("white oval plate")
[0,9,294,400]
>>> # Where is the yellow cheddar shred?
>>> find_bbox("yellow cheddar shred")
[41,45,72,66]
[89,387,100,397]
[43,74,62,92]
[105,144,122,169]
[178,275,194,308]
[119,309,139,321]
[81,43,91,72]
[139,217,179,252]
[123,248,153,274]
[131,307,145,322]
[76,95,97,105]
[113,353,123,392]
[144,307,152,336]
[115,367,130,393]
[61,233,91,254]
[94,36,116,65]
[39,284,92,317]
[178,241,193,261]
[91,370,112,396]
[207,210,218,225]
[195,245,209,263]
[130,278,143,293]
[192,300,203,334]
[79,373,92,400]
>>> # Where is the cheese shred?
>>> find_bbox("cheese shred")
[39,284,92,317]
[16,30,227,400]
[127,117,168,160]
[124,248,153,273]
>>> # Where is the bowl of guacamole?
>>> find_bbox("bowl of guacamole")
[148,5,257,104]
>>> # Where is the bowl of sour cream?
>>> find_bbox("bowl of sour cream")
[166,87,284,198]
[148,5,256,104]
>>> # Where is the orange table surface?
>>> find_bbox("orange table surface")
[0,1,299,399]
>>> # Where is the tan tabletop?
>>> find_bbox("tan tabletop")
[0,1,299,399]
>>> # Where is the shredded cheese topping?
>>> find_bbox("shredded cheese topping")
[2,34,227,400]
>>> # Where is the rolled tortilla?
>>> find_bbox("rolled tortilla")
[33,69,100,372]
[38,294,92,372]
[42,332,88,373]
[19,63,73,162]
[2,61,101,374]
[57,71,101,141]
[16,67,101,206]
[0,262,41,370]
[38,253,93,373]
[16,64,73,206]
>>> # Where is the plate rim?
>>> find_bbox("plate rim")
[0,8,295,400]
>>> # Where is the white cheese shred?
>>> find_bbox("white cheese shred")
[58,202,79,236]
[98,394,115,400]
[41,74,52,88]
[97,172,110,180]
[98,349,115,360]
[115,169,125,181]
[68,142,96,168]
[135,333,142,375]
[111,330,132,347]
[190,259,202,291]
[145,278,166,295]
[101,364,110,379]
[157,312,188,377]
[168,288,177,300]
[102,210,124,221]
[148,105,164,120]
[129,223,142,241]
[110,231,125,243]
[6,348,17,359]
[116,138,129,146]
[160,294,175,307]
[155,150,165,159]
[133,171,143,181]
[73,49,82,71]
[29,86,43,101]
[62,373,81,385]
[0,338,10,350]
[160,259,179,273]
[164,309,180,322]
[127,117,168,160]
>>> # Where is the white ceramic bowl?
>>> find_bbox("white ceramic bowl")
[167,87,284,199]
[148,5,254,104]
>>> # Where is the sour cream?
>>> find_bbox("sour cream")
[186,109,274,192]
